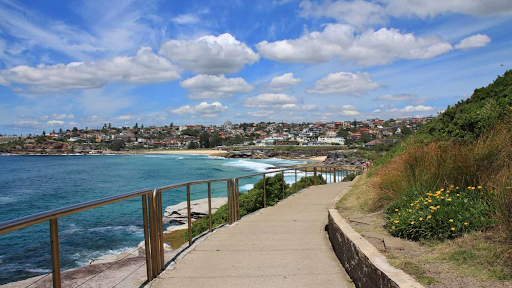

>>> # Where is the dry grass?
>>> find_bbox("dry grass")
[373,122,512,241]
[162,229,188,250]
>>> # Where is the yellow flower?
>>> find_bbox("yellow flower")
[456,194,460,196]
[428,199,432,203]
[451,227,455,231]
[411,221,415,225]
[394,220,399,223]
[449,219,454,222]
[456,186,459,189]
[411,203,415,206]
[441,196,445,199]
[392,226,395,230]
[464,222,469,226]
[477,186,482,189]
[424,202,427,204]
[447,198,452,201]
[431,210,435,213]
[395,209,399,212]
[409,209,412,212]
[419,218,424,221]
[437,206,440,209]
[471,187,476,190]
[467,186,471,189]
[427,215,432,219]
[441,188,445,192]
[429,206,436,210]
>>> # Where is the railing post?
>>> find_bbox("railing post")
[158,193,164,272]
[314,167,317,186]
[281,171,285,199]
[142,194,152,282]
[235,179,240,221]
[149,190,159,277]
[295,169,297,193]
[208,182,212,232]
[305,169,308,188]
[334,168,336,183]
[49,218,61,288]
[187,184,192,246]
[227,181,232,224]
[263,174,266,208]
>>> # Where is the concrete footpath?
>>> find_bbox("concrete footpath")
[150,182,355,288]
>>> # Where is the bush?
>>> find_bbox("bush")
[342,172,359,182]
[385,186,495,241]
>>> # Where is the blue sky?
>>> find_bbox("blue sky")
[0,0,511,135]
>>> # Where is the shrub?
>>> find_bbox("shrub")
[385,186,495,241]
[342,172,360,182]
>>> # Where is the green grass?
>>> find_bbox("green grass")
[390,260,439,285]
[163,229,188,250]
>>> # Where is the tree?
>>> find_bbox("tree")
[210,132,223,147]
[199,132,210,148]
[401,126,412,135]
[141,123,144,129]
[42,131,46,136]
[134,123,138,129]
[108,123,111,129]
[59,128,63,134]
[337,129,349,138]
[187,141,198,149]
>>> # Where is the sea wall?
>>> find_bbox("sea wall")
[327,209,423,288]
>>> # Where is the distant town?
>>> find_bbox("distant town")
[0,116,436,154]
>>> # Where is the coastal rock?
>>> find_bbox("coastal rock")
[162,197,228,225]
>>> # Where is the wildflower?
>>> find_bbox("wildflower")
[441,196,445,199]
[467,186,471,189]
[419,218,424,221]
[477,186,482,189]
[392,226,395,230]
[449,219,454,222]
[441,188,445,192]
[456,186,459,189]
[424,202,427,204]
[451,227,455,231]
[428,199,432,203]
[464,222,469,226]
[429,206,436,210]
[437,206,440,209]
[471,187,476,190]
[427,215,432,219]
[394,220,399,223]
[409,209,412,212]
[411,221,415,225]
[410,203,415,206]
[457,194,460,196]
[447,198,452,201]
[395,209,399,212]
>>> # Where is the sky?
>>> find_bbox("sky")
[0,0,511,135]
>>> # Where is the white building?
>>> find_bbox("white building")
[318,136,345,145]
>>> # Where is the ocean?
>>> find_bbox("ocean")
[0,154,314,284]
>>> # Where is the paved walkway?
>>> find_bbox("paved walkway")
[151,182,355,288]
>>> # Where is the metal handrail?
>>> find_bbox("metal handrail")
[0,188,154,288]
[152,177,235,273]
[0,162,361,288]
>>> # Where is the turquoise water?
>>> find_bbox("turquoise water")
[0,154,312,284]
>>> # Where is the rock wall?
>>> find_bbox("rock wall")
[327,209,423,288]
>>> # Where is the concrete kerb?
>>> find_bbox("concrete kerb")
[327,207,424,288]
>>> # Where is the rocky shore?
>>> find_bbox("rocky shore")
[223,147,341,159]
[163,197,228,229]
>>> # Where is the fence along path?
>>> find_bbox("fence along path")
[151,181,355,288]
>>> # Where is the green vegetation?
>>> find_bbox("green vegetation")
[388,260,439,285]
[372,71,512,243]
[188,173,326,239]
[385,186,495,241]
[420,70,512,142]
[341,172,359,182]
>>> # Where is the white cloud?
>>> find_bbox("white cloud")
[300,0,386,29]
[299,0,512,28]
[2,47,181,93]
[246,110,276,119]
[373,109,381,113]
[76,89,135,115]
[324,104,360,116]
[0,75,9,86]
[159,33,259,75]
[180,74,253,99]
[389,105,436,113]
[46,120,65,126]
[243,93,298,108]
[170,102,228,118]
[455,34,491,49]
[385,0,512,18]
[170,14,200,25]
[281,104,318,111]
[256,23,453,66]
[375,94,437,104]
[306,72,380,96]
[51,114,74,120]
[267,73,302,91]
[115,115,133,121]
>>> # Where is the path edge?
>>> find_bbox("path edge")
[327,208,424,288]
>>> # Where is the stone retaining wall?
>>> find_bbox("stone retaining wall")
[327,209,424,288]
